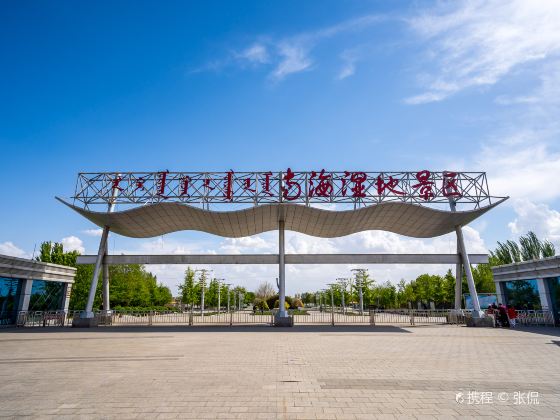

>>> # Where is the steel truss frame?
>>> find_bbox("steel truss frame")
[72,170,502,210]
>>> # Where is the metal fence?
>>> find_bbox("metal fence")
[97,309,274,326]
[515,310,555,326]
[7,308,556,328]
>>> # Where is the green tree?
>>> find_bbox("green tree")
[443,269,456,306]
[490,231,556,265]
[469,264,496,294]
[37,241,170,311]
[179,267,197,309]
[206,278,219,308]
[255,282,275,301]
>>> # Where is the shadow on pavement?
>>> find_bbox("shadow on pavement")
[508,326,560,337]
[1,324,413,334]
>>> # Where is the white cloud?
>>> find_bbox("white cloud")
[196,13,385,82]
[82,228,103,237]
[236,43,269,64]
[508,199,560,245]
[107,224,488,297]
[220,235,276,254]
[406,0,560,103]
[61,236,85,254]
[475,129,560,202]
[269,43,313,81]
[337,49,359,80]
[0,242,29,259]
[266,15,385,81]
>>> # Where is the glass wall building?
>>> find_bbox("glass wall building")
[502,279,541,309]
[0,254,76,325]
[492,256,560,325]
[0,277,22,324]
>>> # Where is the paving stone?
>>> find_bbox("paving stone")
[0,325,559,418]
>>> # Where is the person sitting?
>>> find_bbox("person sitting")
[487,305,496,327]
[507,305,517,328]
[497,303,509,328]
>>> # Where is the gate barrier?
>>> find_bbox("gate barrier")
[8,308,556,328]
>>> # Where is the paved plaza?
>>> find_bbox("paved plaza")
[1,325,559,419]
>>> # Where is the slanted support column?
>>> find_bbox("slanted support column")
[455,237,463,310]
[102,241,110,312]
[100,174,119,313]
[455,226,483,317]
[81,226,110,319]
[277,220,287,318]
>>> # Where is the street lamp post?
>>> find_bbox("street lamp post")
[336,278,350,314]
[351,269,368,315]
[216,278,225,314]
[225,283,231,313]
[195,269,213,318]
[326,285,336,326]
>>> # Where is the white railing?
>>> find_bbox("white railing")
[515,310,556,326]
[8,308,556,328]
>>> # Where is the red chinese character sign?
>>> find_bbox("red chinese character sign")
[72,170,495,209]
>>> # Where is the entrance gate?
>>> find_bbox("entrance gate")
[59,169,507,326]
[16,308,471,327]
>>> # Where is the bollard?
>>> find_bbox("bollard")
[410,310,415,326]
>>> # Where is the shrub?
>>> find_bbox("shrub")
[254,299,269,310]
[274,300,290,310]
[291,298,304,309]
[266,294,278,309]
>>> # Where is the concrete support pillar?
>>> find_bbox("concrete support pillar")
[536,278,553,310]
[82,226,110,318]
[17,278,33,312]
[62,283,72,312]
[495,281,506,306]
[455,226,483,317]
[454,233,463,310]
[277,219,287,318]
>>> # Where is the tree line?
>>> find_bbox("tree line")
[37,241,172,310]
[36,231,555,311]
[299,231,555,309]
[177,267,254,309]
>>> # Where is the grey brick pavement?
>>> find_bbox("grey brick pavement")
[0,325,559,419]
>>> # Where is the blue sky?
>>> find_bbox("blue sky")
[2,1,559,294]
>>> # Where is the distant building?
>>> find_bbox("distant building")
[492,255,560,324]
[0,254,75,325]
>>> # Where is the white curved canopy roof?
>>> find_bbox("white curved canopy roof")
[58,198,506,239]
